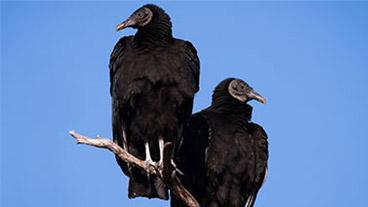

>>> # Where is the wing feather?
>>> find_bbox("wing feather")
[183,41,200,94]
[109,36,130,96]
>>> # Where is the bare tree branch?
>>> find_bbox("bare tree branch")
[69,130,200,207]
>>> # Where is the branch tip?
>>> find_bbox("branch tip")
[68,130,200,207]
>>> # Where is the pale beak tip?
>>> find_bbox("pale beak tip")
[116,24,124,31]
[259,97,266,104]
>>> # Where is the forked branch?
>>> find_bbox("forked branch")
[69,130,199,207]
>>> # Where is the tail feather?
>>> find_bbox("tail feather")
[153,177,168,199]
[128,176,168,200]
[128,177,151,198]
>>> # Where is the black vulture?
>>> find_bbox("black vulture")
[171,78,268,207]
[109,4,199,200]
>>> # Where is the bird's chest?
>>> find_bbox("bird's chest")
[112,47,184,99]
[207,116,252,163]
[122,48,182,83]
[209,115,248,141]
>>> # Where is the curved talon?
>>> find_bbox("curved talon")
[170,159,184,178]
[176,168,184,176]
[148,161,162,178]
[156,161,163,171]
[144,160,157,178]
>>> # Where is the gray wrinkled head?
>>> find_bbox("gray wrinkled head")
[228,79,266,104]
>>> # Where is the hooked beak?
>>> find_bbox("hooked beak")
[116,18,136,31]
[248,90,266,104]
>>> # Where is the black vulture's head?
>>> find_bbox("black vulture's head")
[116,4,171,31]
[213,78,266,105]
[228,78,266,104]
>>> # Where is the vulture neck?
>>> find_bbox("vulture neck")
[209,95,253,121]
[134,13,173,47]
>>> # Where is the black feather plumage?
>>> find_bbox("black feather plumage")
[171,78,268,207]
[110,4,199,200]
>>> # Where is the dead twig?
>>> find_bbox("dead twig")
[69,130,199,207]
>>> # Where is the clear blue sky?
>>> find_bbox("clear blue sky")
[2,1,368,207]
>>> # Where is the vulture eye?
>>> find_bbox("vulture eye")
[135,11,144,18]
